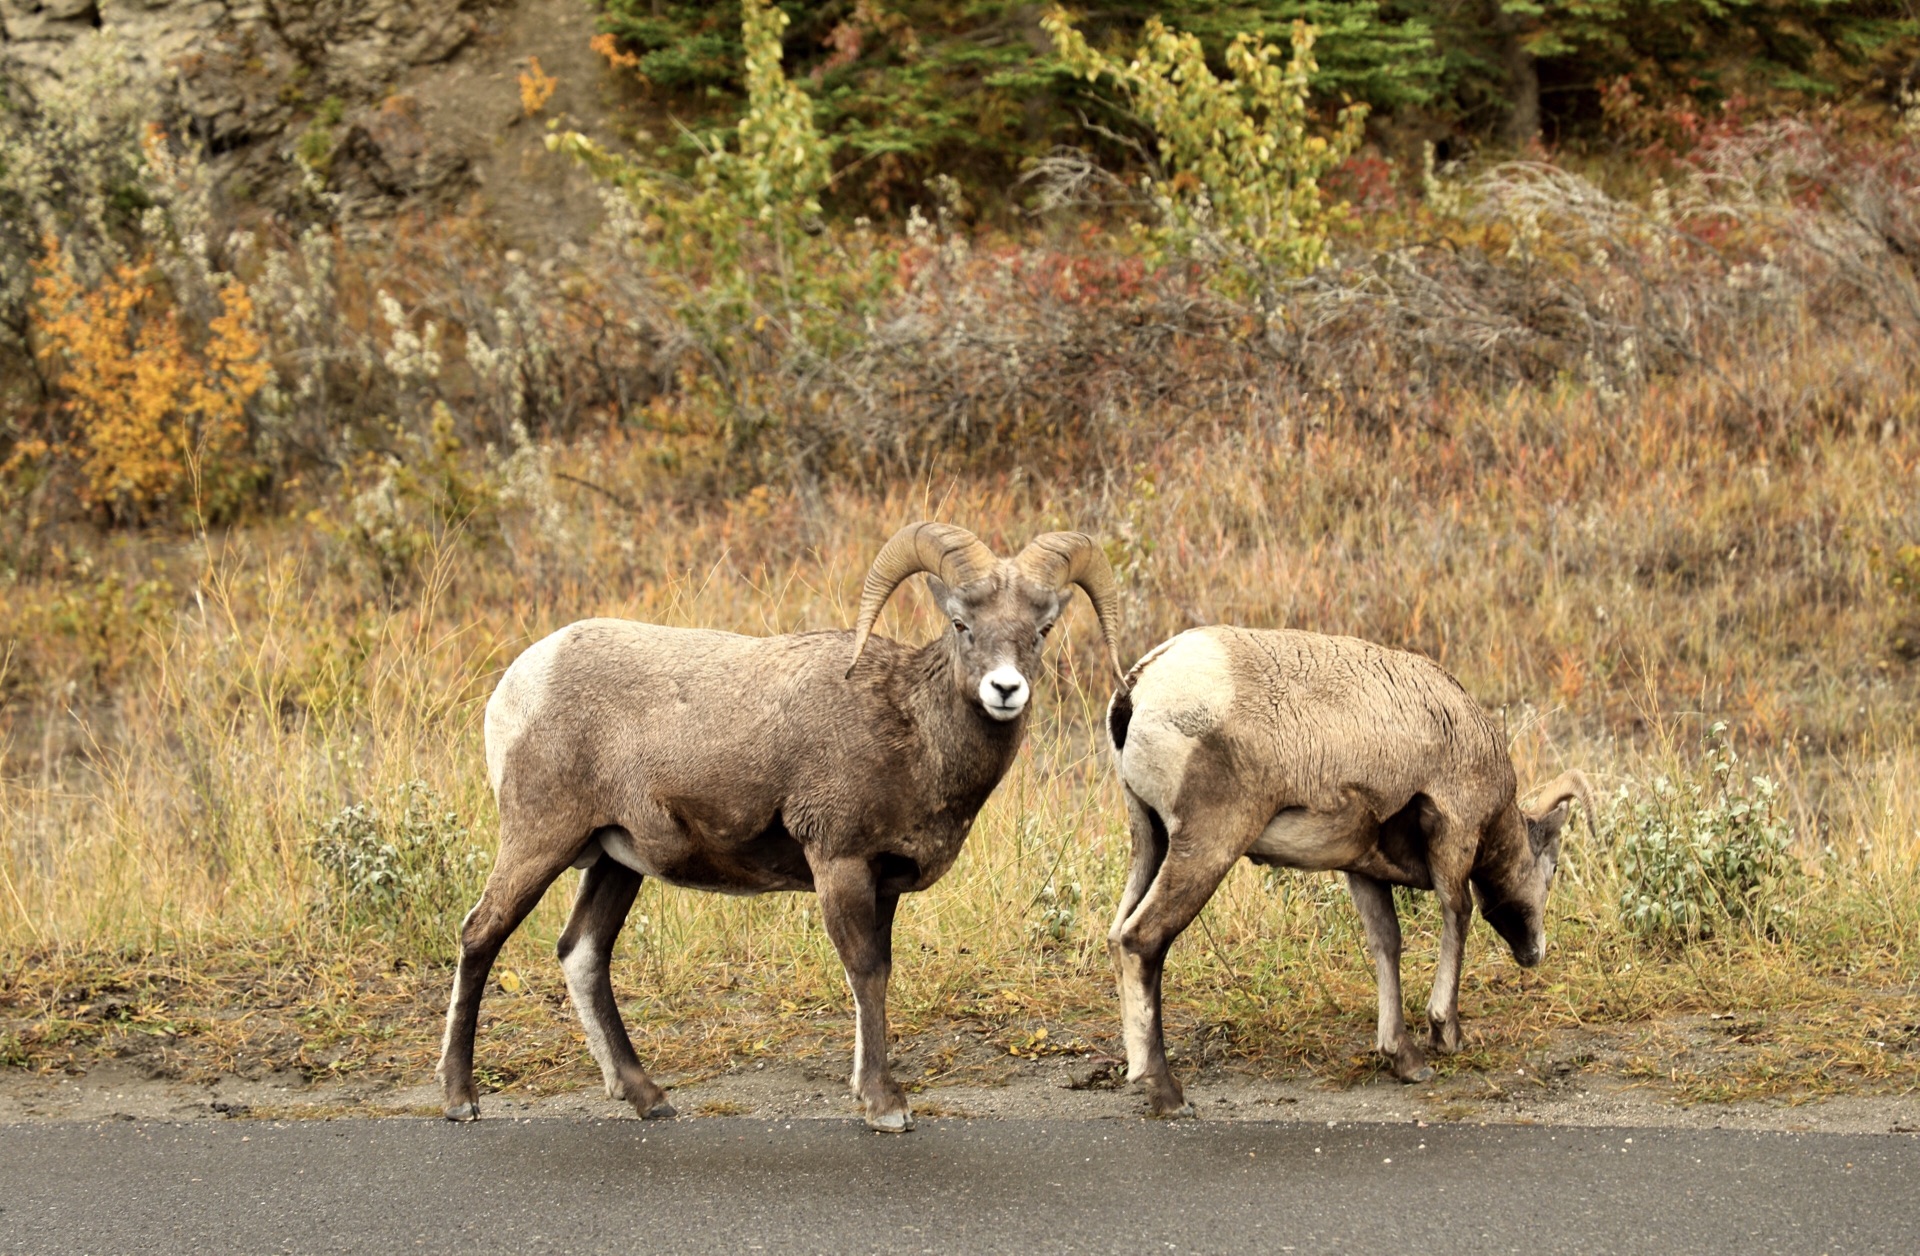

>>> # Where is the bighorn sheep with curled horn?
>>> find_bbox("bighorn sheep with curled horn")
[437,523,1123,1132]
[1103,626,1593,1116]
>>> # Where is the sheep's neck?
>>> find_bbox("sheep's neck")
[896,641,1025,809]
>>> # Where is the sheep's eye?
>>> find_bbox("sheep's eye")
[952,618,970,635]
[1038,621,1055,637]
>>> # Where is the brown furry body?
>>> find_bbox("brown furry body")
[485,623,1020,897]
[1106,626,1586,1115]
[435,523,1123,1133]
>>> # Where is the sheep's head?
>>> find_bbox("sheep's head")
[1475,770,1593,968]
[846,522,1124,722]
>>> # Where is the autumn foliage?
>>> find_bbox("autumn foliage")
[29,237,269,522]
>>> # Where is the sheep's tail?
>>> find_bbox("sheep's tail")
[1105,648,1159,755]
[1106,683,1135,754]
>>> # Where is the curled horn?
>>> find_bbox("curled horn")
[1525,769,1598,844]
[846,522,1000,677]
[1014,531,1125,678]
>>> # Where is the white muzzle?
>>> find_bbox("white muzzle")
[979,666,1030,721]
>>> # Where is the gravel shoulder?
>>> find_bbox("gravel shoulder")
[6,1042,1916,1135]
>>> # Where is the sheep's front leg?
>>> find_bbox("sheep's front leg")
[1426,876,1473,1055]
[814,858,912,1132]
[1345,872,1431,1082]
[1417,806,1474,1056]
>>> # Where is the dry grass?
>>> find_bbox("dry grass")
[5,112,1920,1107]
[4,294,1919,1104]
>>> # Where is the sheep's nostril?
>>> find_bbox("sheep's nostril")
[979,667,1027,717]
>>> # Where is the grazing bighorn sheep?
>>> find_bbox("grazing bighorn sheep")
[437,522,1122,1132]
[1103,626,1592,1116]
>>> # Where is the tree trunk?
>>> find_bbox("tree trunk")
[1489,1,1541,148]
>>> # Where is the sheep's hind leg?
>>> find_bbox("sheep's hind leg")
[1109,787,1171,1085]
[557,853,674,1119]
[1111,804,1255,1119]
[1345,872,1430,1082]
[814,857,911,1132]
[438,840,581,1122]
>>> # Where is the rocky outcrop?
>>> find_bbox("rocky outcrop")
[2,0,485,211]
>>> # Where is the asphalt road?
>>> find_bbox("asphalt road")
[1,1116,1913,1254]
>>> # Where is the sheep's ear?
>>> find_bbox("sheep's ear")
[1528,802,1571,857]
[924,575,959,618]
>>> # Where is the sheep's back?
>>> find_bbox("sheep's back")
[484,619,890,804]
[1119,626,1511,821]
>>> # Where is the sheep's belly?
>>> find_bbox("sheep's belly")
[1246,806,1375,871]
[585,826,812,895]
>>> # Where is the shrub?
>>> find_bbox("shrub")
[29,236,269,523]
[4,39,271,525]
[517,57,558,117]
[1043,10,1366,301]
[307,779,488,965]
[311,403,507,597]
[1616,724,1799,948]
[557,0,831,300]
[554,0,894,430]
[0,31,162,360]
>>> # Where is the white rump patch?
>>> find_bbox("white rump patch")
[1115,630,1236,814]
[483,625,570,795]
[979,665,1029,721]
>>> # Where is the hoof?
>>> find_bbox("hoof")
[636,1098,677,1120]
[444,1101,480,1123]
[1387,1044,1432,1083]
[865,1109,915,1133]
[1142,1075,1191,1119]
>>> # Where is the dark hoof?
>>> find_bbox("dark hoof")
[639,1099,677,1120]
[1141,1074,1192,1119]
[1387,1044,1432,1083]
[445,1101,480,1122]
[867,1113,914,1133]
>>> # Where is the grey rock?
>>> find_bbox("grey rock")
[2,0,483,211]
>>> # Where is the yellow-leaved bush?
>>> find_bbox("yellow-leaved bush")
[30,236,270,522]
[1044,9,1366,301]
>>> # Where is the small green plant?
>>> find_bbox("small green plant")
[1615,723,1798,948]
[307,779,488,964]
[1028,878,1083,948]
[1044,9,1366,302]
